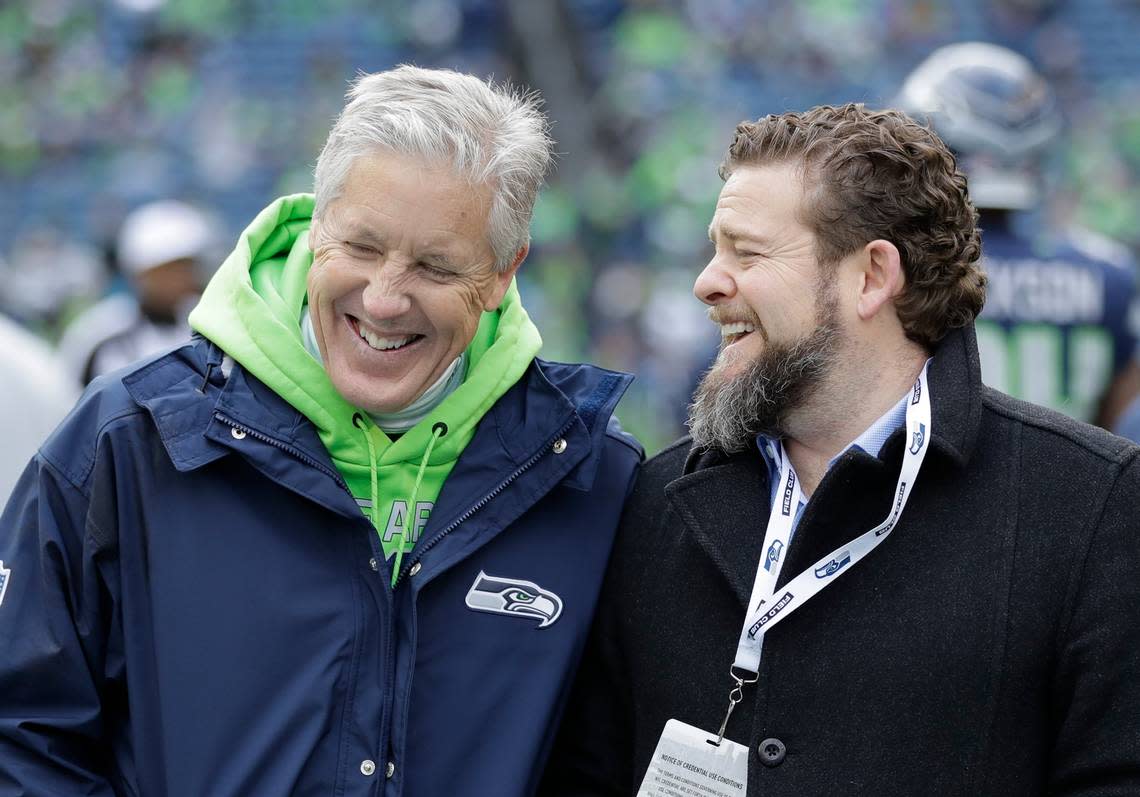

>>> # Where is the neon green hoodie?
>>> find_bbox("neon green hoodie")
[189,195,542,583]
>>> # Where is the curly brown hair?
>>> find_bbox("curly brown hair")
[720,103,985,348]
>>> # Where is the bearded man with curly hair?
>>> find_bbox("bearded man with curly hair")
[542,104,1140,796]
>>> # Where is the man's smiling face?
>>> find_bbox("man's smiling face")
[307,149,516,414]
[688,160,845,449]
[697,160,827,378]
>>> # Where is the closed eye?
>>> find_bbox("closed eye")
[346,241,379,256]
[418,260,454,278]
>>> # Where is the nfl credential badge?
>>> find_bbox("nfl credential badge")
[0,560,10,609]
[638,720,747,796]
[464,571,563,628]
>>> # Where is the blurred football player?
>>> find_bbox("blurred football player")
[57,199,218,385]
[897,41,1140,428]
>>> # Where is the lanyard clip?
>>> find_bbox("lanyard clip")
[711,666,759,747]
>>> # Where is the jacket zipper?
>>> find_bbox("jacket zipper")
[214,413,349,491]
[392,418,577,587]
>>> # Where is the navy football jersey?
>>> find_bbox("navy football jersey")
[976,226,1139,422]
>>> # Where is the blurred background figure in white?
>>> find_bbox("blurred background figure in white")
[897,42,1140,429]
[0,312,77,503]
[57,199,220,385]
[0,232,105,339]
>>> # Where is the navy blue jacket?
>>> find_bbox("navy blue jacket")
[0,336,642,797]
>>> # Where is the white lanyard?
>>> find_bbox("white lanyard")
[712,365,932,744]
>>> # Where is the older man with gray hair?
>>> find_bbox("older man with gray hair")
[0,65,641,796]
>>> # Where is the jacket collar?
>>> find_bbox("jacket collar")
[508,358,635,491]
[121,337,232,473]
[420,359,634,554]
[918,323,984,468]
[667,447,771,607]
[123,337,633,494]
[669,323,986,606]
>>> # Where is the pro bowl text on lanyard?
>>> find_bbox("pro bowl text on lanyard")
[717,364,932,743]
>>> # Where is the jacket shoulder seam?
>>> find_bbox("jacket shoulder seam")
[980,390,1137,465]
[652,436,694,461]
[603,427,643,458]
[41,406,149,491]
[32,449,96,505]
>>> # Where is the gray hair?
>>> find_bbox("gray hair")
[313,64,554,271]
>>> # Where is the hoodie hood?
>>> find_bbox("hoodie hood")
[189,194,542,572]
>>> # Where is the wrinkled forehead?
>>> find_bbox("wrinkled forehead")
[710,162,815,237]
[329,152,492,237]
[344,148,489,201]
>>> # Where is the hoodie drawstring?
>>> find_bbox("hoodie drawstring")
[353,413,381,537]
[392,421,447,587]
[354,414,448,588]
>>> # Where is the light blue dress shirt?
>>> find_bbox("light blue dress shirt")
[756,390,909,543]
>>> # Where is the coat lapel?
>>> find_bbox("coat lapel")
[664,449,771,608]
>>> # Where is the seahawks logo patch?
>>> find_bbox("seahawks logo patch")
[464,571,563,629]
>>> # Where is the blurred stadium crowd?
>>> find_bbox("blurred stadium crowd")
[1,0,1139,462]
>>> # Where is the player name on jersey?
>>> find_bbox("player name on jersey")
[980,257,1105,325]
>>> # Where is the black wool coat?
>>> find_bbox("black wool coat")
[541,325,1140,796]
